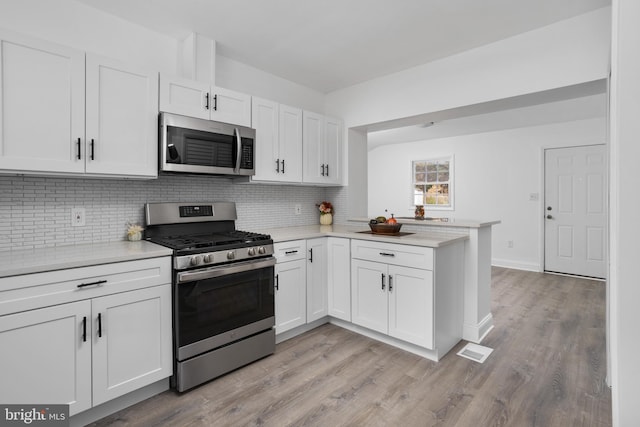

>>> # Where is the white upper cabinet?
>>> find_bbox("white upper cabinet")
[85,54,158,177]
[0,30,158,178]
[159,74,251,127]
[0,31,85,174]
[251,97,302,183]
[159,75,209,120]
[278,104,303,182]
[302,111,343,185]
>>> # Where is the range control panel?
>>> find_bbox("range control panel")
[179,205,214,218]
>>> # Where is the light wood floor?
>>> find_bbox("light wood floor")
[90,267,611,426]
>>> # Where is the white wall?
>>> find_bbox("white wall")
[0,0,177,73]
[368,117,607,270]
[610,0,640,425]
[325,7,611,128]
[216,56,326,113]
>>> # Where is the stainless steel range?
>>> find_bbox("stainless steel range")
[144,202,275,392]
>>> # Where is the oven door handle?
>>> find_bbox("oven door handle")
[176,257,276,284]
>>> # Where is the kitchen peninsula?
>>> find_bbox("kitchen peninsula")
[264,217,499,346]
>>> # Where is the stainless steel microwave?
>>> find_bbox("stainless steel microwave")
[159,112,256,176]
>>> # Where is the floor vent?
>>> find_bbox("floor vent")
[456,343,493,363]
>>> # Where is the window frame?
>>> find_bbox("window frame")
[411,155,454,211]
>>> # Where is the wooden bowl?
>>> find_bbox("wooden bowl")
[369,222,402,235]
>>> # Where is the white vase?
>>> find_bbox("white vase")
[320,213,333,225]
[128,231,142,241]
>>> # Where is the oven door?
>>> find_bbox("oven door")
[174,257,275,361]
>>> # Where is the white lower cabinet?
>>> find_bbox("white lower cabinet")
[0,257,172,416]
[0,301,93,415]
[327,237,351,321]
[273,236,462,359]
[92,285,172,406]
[351,240,440,350]
[274,240,307,334]
[306,238,328,322]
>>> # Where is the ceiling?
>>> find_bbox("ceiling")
[75,0,610,94]
[368,92,607,149]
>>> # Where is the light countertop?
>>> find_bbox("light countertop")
[0,241,172,278]
[349,217,501,229]
[258,224,469,248]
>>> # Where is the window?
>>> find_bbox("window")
[412,156,453,209]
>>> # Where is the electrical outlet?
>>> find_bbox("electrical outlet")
[71,208,85,227]
[507,240,514,248]
[294,204,302,215]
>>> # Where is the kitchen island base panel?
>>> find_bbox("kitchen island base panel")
[329,319,458,362]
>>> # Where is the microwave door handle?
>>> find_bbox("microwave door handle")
[234,128,241,174]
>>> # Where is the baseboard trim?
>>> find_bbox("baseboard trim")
[462,313,494,344]
[492,258,541,272]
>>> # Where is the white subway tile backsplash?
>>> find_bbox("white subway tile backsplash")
[0,174,350,251]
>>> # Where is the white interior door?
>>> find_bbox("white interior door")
[544,145,607,278]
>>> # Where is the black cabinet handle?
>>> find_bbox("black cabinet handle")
[97,313,102,338]
[379,252,395,257]
[309,248,313,263]
[76,138,81,160]
[321,164,325,176]
[275,274,279,291]
[281,159,285,174]
[284,250,298,255]
[82,316,87,342]
[326,164,329,177]
[389,275,393,292]
[77,279,107,289]
[381,273,386,290]
[90,139,95,160]
[213,94,218,111]
[205,93,210,110]
[276,158,280,173]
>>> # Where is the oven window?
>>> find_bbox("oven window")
[176,266,274,348]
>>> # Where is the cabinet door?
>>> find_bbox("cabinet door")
[323,116,342,185]
[0,31,85,174]
[327,237,351,321]
[85,54,158,177]
[210,86,251,127]
[0,301,92,416]
[92,285,172,406]
[251,97,280,181]
[306,238,328,322]
[302,110,324,183]
[279,104,303,182]
[388,265,434,349]
[274,259,307,334]
[159,74,209,119]
[351,259,388,334]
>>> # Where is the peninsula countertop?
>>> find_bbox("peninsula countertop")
[258,224,469,248]
[349,217,501,229]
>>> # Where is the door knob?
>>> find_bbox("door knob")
[547,206,552,211]
[546,215,553,219]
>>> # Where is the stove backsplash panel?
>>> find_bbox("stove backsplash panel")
[0,175,347,252]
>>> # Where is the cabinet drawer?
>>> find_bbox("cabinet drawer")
[0,257,171,316]
[274,240,307,263]
[351,240,433,270]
